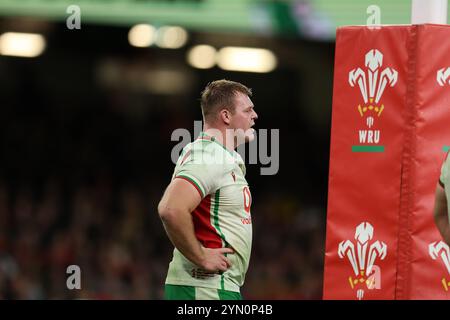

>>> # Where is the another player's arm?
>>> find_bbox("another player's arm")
[158,178,233,272]
[434,182,450,245]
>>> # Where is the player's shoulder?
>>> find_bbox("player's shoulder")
[191,136,232,158]
[176,141,217,167]
[177,137,214,156]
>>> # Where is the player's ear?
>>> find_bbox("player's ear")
[219,109,231,125]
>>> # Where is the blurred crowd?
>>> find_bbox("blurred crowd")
[0,47,327,299]
[0,175,325,299]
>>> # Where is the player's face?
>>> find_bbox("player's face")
[229,92,258,143]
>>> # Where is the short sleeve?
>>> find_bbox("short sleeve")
[173,144,225,198]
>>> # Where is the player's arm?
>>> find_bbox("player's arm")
[434,182,450,245]
[158,178,233,272]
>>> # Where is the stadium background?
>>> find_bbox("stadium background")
[0,0,431,299]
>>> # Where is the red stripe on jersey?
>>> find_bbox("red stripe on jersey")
[191,195,222,249]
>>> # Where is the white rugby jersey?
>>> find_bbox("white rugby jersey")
[165,132,253,292]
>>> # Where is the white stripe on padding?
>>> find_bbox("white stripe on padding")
[195,287,219,300]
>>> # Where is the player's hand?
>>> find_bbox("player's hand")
[199,247,234,272]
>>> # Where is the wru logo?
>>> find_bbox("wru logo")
[349,49,398,117]
[349,49,398,146]
[338,222,387,300]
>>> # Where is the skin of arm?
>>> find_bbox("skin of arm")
[158,178,233,272]
[434,182,450,245]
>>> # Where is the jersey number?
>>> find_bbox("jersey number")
[243,186,251,214]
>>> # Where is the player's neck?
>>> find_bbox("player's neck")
[202,125,236,152]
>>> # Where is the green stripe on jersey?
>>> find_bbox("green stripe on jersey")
[218,289,242,300]
[164,284,195,300]
[177,174,205,198]
[212,189,228,290]
[213,190,226,241]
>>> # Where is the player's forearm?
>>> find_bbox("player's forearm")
[159,207,205,267]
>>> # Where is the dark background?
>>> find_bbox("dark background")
[0,18,334,299]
